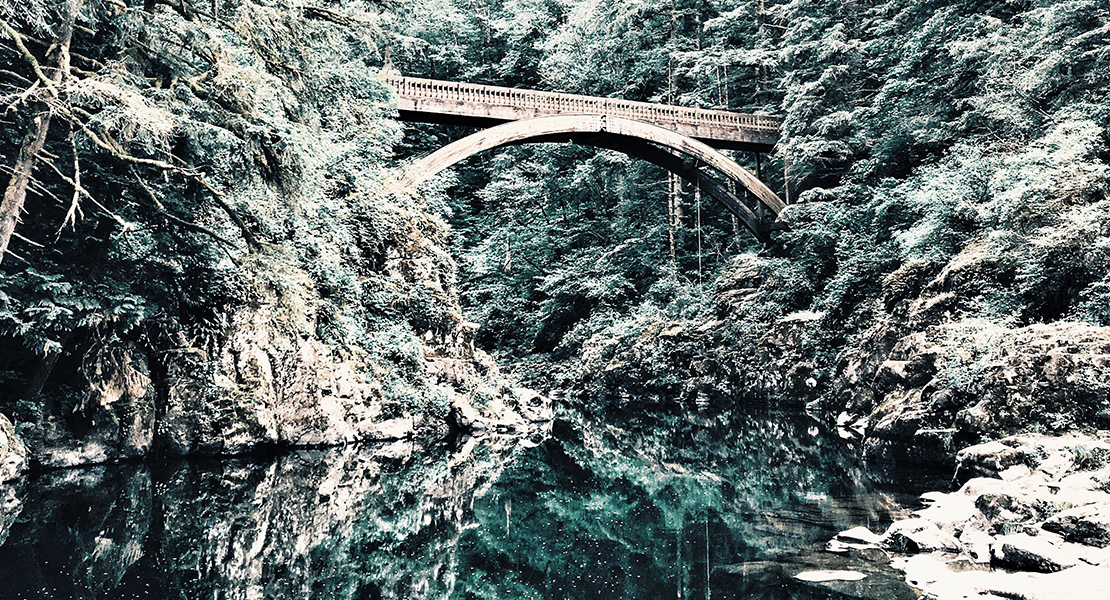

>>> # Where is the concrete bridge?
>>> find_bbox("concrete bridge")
[385,73,785,242]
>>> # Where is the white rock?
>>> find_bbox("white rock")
[913,493,977,533]
[884,518,963,553]
[836,526,884,546]
[794,570,867,582]
[990,533,1080,572]
[1000,464,1033,481]
[959,528,994,563]
[898,555,1110,600]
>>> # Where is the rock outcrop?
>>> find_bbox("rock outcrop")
[0,414,26,482]
[2,300,547,476]
[850,320,1110,471]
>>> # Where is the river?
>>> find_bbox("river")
[0,410,937,599]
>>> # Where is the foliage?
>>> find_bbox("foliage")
[5,0,1109,423]
[0,1,458,418]
[389,0,1110,410]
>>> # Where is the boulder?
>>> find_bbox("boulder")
[1042,503,1110,547]
[989,533,1078,572]
[897,555,1110,600]
[956,440,1028,479]
[835,526,885,546]
[975,491,1049,530]
[913,492,978,534]
[958,528,993,563]
[882,518,962,553]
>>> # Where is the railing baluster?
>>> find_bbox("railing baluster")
[391,75,782,138]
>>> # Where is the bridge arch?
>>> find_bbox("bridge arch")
[392,115,784,242]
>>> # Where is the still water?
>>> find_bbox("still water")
[0,412,931,599]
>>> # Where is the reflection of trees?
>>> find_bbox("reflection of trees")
[0,415,913,599]
[453,412,913,599]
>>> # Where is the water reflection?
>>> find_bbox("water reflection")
[0,412,925,599]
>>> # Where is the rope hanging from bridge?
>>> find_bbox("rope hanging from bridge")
[696,168,703,286]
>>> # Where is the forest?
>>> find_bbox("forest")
[0,1,1109,598]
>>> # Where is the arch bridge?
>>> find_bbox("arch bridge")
[385,73,785,242]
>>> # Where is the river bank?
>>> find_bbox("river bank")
[819,433,1110,600]
[0,301,553,480]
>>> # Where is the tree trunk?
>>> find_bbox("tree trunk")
[695,183,702,283]
[668,0,677,104]
[668,173,684,267]
[783,154,791,205]
[0,6,76,266]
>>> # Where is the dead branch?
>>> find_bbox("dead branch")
[3,246,27,263]
[37,152,130,232]
[70,52,106,71]
[131,168,240,252]
[5,79,40,113]
[64,111,260,249]
[70,115,180,171]
[0,162,65,206]
[193,174,260,249]
[303,6,364,28]
[0,17,56,93]
[0,68,33,86]
[63,136,85,232]
[12,231,44,247]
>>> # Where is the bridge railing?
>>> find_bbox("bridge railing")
[384,74,782,132]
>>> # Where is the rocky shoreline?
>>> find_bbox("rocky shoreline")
[816,434,1110,599]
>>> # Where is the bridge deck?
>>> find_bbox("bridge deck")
[385,74,780,152]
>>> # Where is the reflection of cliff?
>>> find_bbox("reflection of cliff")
[154,440,519,600]
[0,435,534,600]
[0,465,151,599]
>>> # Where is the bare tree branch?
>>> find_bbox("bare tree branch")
[0,17,56,93]
[12,231,44,248]
[131,168,240,253]
[37,151,131,232]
